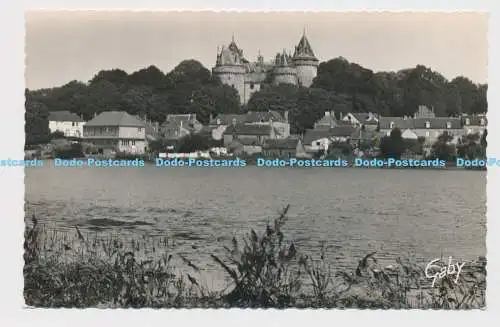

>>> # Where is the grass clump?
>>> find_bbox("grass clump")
[24,206,486,309]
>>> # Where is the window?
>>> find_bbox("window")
[72,122,75,126]
[316,141,321,146]
[390,122,395,129]
[131,140,136,146]
[446,122,452,129]
[465,118,470,125]
[425,121,430,129]
[480,118,485,126]
[138,127,143,132]
[425,131,430,137]
[250,83,255,89]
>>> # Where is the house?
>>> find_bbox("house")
[302,126,357,152]
[135,116,160,141]
[160,114,203,140]
[48,111,85,138]
[262,138,306,158]
[227,138,262,156]
[412,118,463,144]
[379,117,415,137]
[83,111,147,155]
[342,112,379,130]
[223,124,276,147]
[208,114,248,140]
[462,115,487,136]
[244,111,290,138]
[379,116,463,144]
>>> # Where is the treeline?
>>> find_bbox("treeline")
[25,57,487,145]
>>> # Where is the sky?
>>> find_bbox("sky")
[25,11,488,90]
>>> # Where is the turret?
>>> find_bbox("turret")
[212,36,247,105]
[292,29,319,87]
[272,49,298,85]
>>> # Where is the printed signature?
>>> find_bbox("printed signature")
[425,256,466,287]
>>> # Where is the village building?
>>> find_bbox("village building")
[461,115,487,136]
[342,112,379,131]
[159,114,203,140]
[302,126,357,152]
[261,138,307,158]
[83,111,147,155]
[48,111,85,138]
[222,124,277,147]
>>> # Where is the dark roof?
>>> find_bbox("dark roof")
[210,114,247,126]
[379,117,462,130]
[245,111,286,123]
[379,117,414,130]
[223,124,273,136]
[262,138,300,149]
[413,118,461,129]
[48,111,84,122]
[210,111,287,126]
[462,116,488,126]
[84,111,145,127]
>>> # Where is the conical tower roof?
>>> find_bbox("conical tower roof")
[293,29,317,60]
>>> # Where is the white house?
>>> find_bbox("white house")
[83,111,147,155]
[48,111,85,138]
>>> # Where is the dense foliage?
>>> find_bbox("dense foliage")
[25,57,487,145]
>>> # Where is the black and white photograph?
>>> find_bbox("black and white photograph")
[23,10,488,309]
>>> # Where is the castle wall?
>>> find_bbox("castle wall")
[243,81,261,105]
[272,67,298,86]
[293,59,318,87]
[213,65,246,105]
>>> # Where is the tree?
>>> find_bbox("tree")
[25,90,50,146]
[379,128,405,159]
[430,132,455,161]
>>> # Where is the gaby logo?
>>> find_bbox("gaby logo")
[425,256,466,287]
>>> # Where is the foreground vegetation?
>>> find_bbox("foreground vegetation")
[24,206,486,309]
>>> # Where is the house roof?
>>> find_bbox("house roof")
[224,124,273,136]
[262,138,300,149]
[315,113,337,126]
[48,111,84,122]
[379,117,462,130]
[413,118,461,129]
[84,111,145,127]
[303,126,356,144]
[379,117,414,130]
[245,110,286,123]
[209,114,247,126]
[462,116,488,126]
[349,113,379,125]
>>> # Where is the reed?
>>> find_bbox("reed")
[23,207,486,308]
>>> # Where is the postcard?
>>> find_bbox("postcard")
[23,10,487,309]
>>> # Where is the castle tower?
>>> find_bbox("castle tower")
[292,29,319,87]
[212,37,247,105]
[272,49,298,85]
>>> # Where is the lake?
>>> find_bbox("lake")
[24,163,487,288]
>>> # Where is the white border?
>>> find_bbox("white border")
[1,1,497,326]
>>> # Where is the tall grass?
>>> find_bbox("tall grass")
[23,207,486,309]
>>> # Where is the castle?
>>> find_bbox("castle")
[212,30,319,105]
